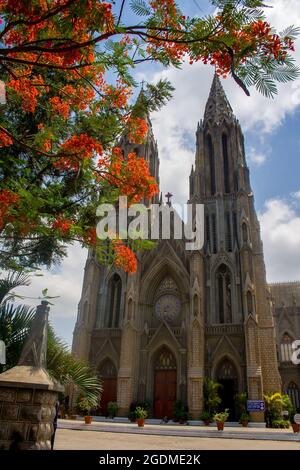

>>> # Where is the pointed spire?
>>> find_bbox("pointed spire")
[159,191,163,206]
[18,301,50,368]
[204,73,234,124]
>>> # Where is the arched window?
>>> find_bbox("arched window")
[280,333,293,363]
[105,273,122,328]
[216,358,238,381]
[127,298,134,321]
[150,153,155,176]
[155,347,176,370]
[286,382,300,409]
[242,223,248,244]
[207,134,216,195]
[212,213,217,253]
[82,300,89,324]
[247,291,254,315]
[99,358,117,378]
[217,264,232,323]
[205,214,211,251]
[193,294,199,317]
[222,134,230,193]
[225,212,232,252]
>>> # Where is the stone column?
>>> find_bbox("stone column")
[117,322,137,416]
[0,301,63,450]
[244,314,264,423]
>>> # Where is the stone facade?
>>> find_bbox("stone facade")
[72,75,299,420]
[0,302,63,450]
[0,379,59,450]
[270,282,300,409]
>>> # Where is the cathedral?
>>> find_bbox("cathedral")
[72,75,300,420]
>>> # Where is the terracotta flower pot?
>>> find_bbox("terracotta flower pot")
[137,418,145,427]
[217,422,224,431]
[292,423,300,433]
[84,415,93,424]
[241,420,249,427]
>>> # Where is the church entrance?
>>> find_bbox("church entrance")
[98,358,117,416]
[216,358,239,421]
[153,347,177,419]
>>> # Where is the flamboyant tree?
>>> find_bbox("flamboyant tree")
[0,0,299,273]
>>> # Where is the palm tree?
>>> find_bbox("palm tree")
[203,377,222,416]
[0,272,35,372]
[47,325,102,405]
[0,271,101,405]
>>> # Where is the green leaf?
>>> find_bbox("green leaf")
[130,0,152,17]
[41,288,48,297]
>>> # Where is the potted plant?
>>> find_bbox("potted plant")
[78,396,95,424]
[239,412,250,427]
[135,406,148,427]
[107,401,118,419]
[291,421,300,433]
[200,410,212,426]
[290,409,300,433]
[213,409,229,431]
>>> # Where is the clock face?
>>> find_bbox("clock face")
[154,294,181,322]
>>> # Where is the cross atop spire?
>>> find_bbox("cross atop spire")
[204,73,234,125]
[165,192,173,207]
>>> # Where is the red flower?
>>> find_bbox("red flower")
[112,240,137,273]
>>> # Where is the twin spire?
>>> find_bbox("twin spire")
[203,73,234,125]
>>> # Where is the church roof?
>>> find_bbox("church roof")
[204,73,234,124]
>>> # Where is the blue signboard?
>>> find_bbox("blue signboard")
[247,400,265,412]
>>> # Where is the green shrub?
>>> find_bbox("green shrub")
[200,410,212,422]
[135,406,148,419]
[272,419,290,429]
[213,409,230,423]
[107,401,118,418]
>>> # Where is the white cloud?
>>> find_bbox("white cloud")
[136,0,300,204]
[259,198,300,282]
[14,243,87,323]
[11,0,300,342]
[292,190,300,199]
[248,147,267,166]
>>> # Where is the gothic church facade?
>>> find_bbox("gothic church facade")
[72,75,300,419]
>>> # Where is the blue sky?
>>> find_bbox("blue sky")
[14,0,300,346]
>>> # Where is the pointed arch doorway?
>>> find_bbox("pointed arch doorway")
[153,347,177,419]
[216,358,239,421]
[98,359,117,416]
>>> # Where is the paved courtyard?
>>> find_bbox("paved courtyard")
[55,428,300,450]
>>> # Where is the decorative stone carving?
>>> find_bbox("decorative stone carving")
[0,302,63,450]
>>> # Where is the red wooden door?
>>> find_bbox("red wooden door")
[154,370,177,419]
[100,378,117,416]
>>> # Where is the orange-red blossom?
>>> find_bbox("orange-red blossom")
[112,239,137,274]
[0,189,19,230]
